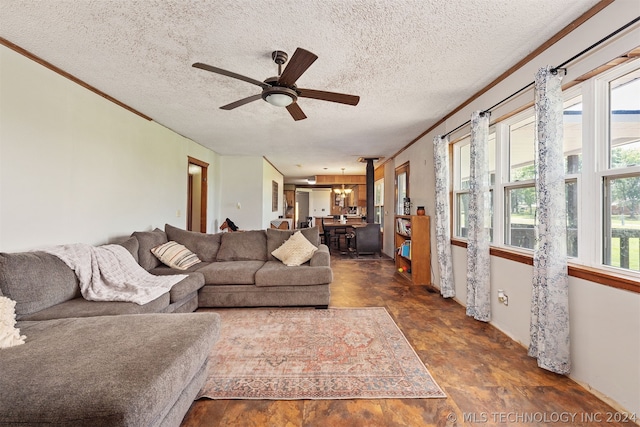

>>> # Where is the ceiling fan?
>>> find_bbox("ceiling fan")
[192,48,360,121]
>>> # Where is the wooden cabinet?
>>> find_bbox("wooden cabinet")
[315,175,366,185]
[357,184,366,207]
[394,215,431,285]
[284,190,295,218]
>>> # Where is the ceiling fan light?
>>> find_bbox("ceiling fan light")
[265,93,294,107]
[262,86,298,108]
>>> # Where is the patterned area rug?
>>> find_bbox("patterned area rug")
[197,307,446,400]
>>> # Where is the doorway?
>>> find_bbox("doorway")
[187,156,208,232]
[296,191,310,228]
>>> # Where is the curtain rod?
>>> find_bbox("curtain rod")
[439,15,640,140]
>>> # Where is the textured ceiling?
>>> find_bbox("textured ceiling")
[1,0,601,182]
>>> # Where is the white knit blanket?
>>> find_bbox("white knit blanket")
[42,243,187,305]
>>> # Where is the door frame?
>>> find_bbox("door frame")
[187,156,208,233]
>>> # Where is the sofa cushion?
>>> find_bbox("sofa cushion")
[216,230,267,261]
[165,273,205,303]
[117,236,140,263]
[132,228,168,270]
[151,241,202,270]
[0,251,80,319]
[271,231,318,266]
[0,313,220,427]
[255,261,333,287]
[196,261,265,285]
[198,284,330,308]
[266,227,319,261]
[18,293,171,321]
[165,224,222,262]
[149,262,212,276]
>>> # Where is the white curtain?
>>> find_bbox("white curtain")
[528,66,571,374]
[466,111,491,322]
[433,135,455,298]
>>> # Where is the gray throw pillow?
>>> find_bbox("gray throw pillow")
[216,230,268,261]
[131,228,167,270]
[117,236,140,263]
[165,224,222,262]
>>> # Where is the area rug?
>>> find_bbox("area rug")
[197,307,446,400]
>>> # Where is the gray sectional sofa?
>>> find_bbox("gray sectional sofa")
[0,224,332,426]
[0,250,220,426]
[134,224,333,308]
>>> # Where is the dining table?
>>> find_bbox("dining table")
[321,221,367,252]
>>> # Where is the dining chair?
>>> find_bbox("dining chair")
[331,216,349,250]
[322,217,341,250]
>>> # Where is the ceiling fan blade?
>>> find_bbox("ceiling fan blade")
[192,62,269,89]
[277,48,318,87]
[297,88,360,106]
[286,102,307,121]
[220,94,262,110]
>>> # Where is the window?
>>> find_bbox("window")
[395,163,409,215]
[454,136,470,238]
[453,133,495,239]
[450,58,640,277]
[602,67,640,272]
[609,69,640,169]
[604,175,640,271]
[501,94,582,254]
[564,95,583,174]
[509,116,536,182]
[374,178,384,230]
[504,185,536,250]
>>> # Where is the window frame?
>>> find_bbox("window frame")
[597,60,640,275]
[395,162,410,215]
[452,136,470,238]
[374,177,384,231]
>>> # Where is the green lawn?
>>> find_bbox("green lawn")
[610,237,640,271]
[509,213,640,271]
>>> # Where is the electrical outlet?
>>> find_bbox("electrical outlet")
[497,289,509,306]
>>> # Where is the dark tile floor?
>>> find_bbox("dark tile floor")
[182,253,636,426]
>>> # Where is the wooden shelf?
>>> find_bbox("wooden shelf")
[394,215,431,286]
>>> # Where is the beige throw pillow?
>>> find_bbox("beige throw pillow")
[271,231,318,266]
[151,241,202,270]
[0,296,26,349]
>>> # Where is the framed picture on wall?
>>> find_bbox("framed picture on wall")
[272,181,278,212]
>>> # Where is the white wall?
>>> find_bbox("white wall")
[309,188,332,219]
[386,1,640,415]
[0,45,219,251]
[218,156,262,231]
[216,156,284,231]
